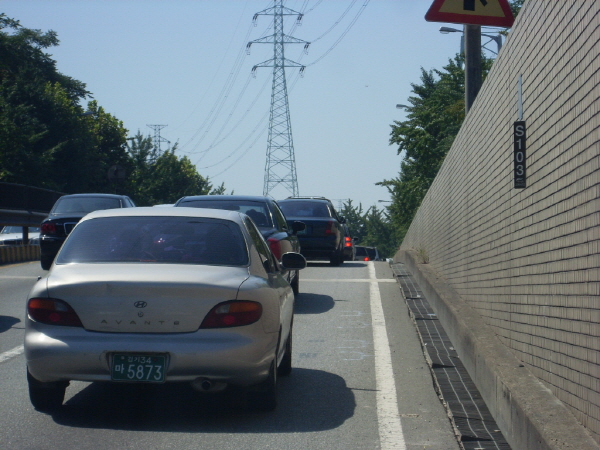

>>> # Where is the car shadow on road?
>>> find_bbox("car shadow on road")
[0,315,21,333]
[50,368,356,432]
[294,293,335,314]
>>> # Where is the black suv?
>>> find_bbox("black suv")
[39,193,136,270]
[277,197,346,266]
[174,195,305,293]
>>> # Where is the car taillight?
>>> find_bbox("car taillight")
[27,298,83,327]
[200,301,262,328]
[363,257,370,261]
[40,222,57,235]
[267,237,282,260]
[325,221,335,235]
[344,236,352,247]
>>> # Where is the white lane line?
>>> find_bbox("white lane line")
[369,262,406,450]
[302,279,396,283]
[0,345,24,364]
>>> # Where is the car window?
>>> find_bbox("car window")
[56,216,249,266]
[1,226,40,234]
[244,217,277,273]
[355,247,368,257]
[279,201,332,218]
[52,197,122,214]
[177,199,273,228]
[271,202,288,231]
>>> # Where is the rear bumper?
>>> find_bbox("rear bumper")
[25,318,277,387]
[297,236,338,259]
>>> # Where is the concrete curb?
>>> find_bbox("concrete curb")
[0,245,40,265]
[396,249,599,450]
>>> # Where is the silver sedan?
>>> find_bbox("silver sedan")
[24,207,306,412]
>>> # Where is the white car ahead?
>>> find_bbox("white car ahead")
[25,207,306,412]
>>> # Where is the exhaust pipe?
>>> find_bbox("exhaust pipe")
[191,377,227,392]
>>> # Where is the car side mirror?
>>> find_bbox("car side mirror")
[291,221,306,234]
[280,252,307,271]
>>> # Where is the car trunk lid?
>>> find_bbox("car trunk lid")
[46,264,250,333]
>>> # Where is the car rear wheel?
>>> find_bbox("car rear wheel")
[246,360,278,412]
[27,369,67,412]
[40,254,53,270]
[329,249,344,266]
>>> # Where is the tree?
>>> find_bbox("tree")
[125,132,221,205]
[381,55,493,244]
[339,200,367,243]
[0,14,129,193]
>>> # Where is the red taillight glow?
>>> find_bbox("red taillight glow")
[325,221,335,235]
[200,301,262,328]
[40,222,57,234]
[363,257,370,261]
[344,236,352,247]
[27,298,83,327]
[267,237,282,260]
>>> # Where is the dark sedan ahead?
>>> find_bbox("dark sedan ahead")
[174,195,305,293]
[39,193,136,270]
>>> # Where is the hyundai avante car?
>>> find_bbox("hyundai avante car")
[25,207,306,412]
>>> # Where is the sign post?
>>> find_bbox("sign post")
[425,0,514,113]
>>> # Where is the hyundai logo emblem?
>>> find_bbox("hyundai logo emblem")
[134,301,147,308]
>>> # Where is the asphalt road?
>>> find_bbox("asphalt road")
[0,260,459,450]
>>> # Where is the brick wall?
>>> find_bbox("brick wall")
[400,0,599,442]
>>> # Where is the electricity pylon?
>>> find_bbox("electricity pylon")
[147,124,170,152]
[248,0,309,198]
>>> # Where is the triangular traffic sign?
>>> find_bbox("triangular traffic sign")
[425,0,515,27]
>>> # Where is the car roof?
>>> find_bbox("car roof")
[177,195,274,204]
[58,193,130,199]
[279,197,332,203]
[81,206,244,222]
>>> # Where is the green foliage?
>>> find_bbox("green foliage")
[339,200,398,259]
[381,55,493,245]
[125,131,217,206]
[0,14,225,203]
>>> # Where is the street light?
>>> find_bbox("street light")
[439,26,502,55]
[396,104,409,109]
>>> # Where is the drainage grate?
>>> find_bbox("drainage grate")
[391,263,512,450]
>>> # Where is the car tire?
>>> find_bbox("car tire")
[290,270,299,295]
[27,369,67,412]
[40,254,53,271]
[278,326,293,377]
[246,360,278,412]
[329,249,344,266]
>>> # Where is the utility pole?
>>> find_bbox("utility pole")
[147,124,170,152]
[247,0,309,198]
[464,25,482,114]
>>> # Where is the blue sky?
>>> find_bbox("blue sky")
[3,0,467,209]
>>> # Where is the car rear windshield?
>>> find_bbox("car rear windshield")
[355,247,368,256]
[278,201,331,218]
[56,216,249,266]
[52,197,122,214]
[177,199,273,227]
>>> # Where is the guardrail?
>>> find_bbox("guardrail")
[0,182,64,227]
[0,244,40,265]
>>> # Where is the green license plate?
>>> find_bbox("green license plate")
[111,354,167,383]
